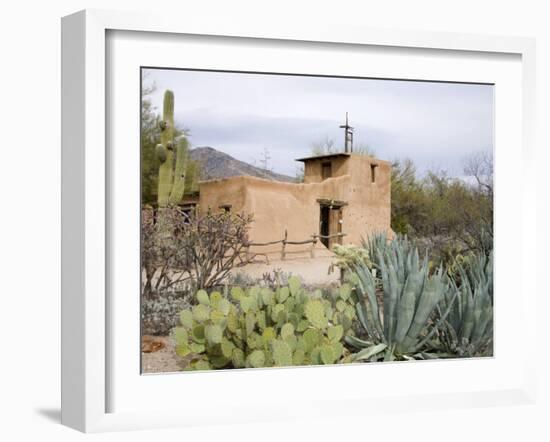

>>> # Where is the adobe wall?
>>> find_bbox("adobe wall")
[198,175,349,256]
[343,155,392,245]
[303,156,350,183]
[197,154,392,257]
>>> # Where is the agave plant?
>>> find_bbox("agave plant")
[463,252,493,301]
[346,237,458,361]
[432,252,493,357]
[361,232,399,270]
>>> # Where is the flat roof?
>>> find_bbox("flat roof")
[294,152,351,162]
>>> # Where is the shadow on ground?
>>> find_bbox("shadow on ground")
[35,407,61,423]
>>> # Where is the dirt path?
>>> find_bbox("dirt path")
[141,336,185,374]
[231,255,340,285]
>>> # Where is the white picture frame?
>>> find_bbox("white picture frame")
[61,9,537,433]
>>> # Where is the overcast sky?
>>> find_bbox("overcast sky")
[143,68,494,178]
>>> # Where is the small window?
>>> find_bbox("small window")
[219,204,232,213]
[370,164,378,183]
[321,162,332,180]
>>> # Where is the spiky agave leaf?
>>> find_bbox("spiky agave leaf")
[353,343,387,362]
[393,269,423,347]
[429,253,493,357]
[400,265,445,351]
[349,234,458,361]
[352,261,384,341]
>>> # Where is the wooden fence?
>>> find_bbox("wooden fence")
[243,229,346,263]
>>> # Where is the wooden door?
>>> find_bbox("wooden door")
[328,208,342,249]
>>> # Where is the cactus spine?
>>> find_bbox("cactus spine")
[156,90,189,207]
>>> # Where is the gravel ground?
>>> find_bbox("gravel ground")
[141,336,186,374]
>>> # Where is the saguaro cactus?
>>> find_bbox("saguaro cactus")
[156,90,189,206]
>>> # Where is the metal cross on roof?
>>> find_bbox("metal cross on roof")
[339,112,354,153]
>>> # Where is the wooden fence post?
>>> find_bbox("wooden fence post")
[281,229,287,260]
[310,233,316,258]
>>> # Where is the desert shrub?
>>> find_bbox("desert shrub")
[225,272,258,288]
[173,276,357,370]
[391,159,429,236]
[228,268,294,289]
[141,207,253,299]
[259,268,294,287]
[141,207,190,299]
[141,293,192,336]
[390,155,493,263]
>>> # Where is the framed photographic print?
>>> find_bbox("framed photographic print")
[61,9,537,432]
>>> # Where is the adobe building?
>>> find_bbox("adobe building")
[184,149,392,259]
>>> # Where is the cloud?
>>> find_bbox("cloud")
[143,68,493,177]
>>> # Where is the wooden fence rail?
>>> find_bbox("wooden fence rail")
[244,229,346,262]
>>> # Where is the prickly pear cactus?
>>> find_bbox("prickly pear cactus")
[174,277,358,370]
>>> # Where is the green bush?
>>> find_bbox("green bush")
[390,157,493,261]
[173,276,357,370]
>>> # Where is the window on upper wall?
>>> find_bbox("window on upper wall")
[370,164,378,183]
[321,162,332,180]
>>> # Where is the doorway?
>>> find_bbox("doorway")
[319,204,343,250]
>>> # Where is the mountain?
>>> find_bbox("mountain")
[189,146,296,183]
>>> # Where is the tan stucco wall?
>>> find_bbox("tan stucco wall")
[303,156,350,183]
[343,155,392,245]
[199,175,349,255]
[197,154,392,256]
